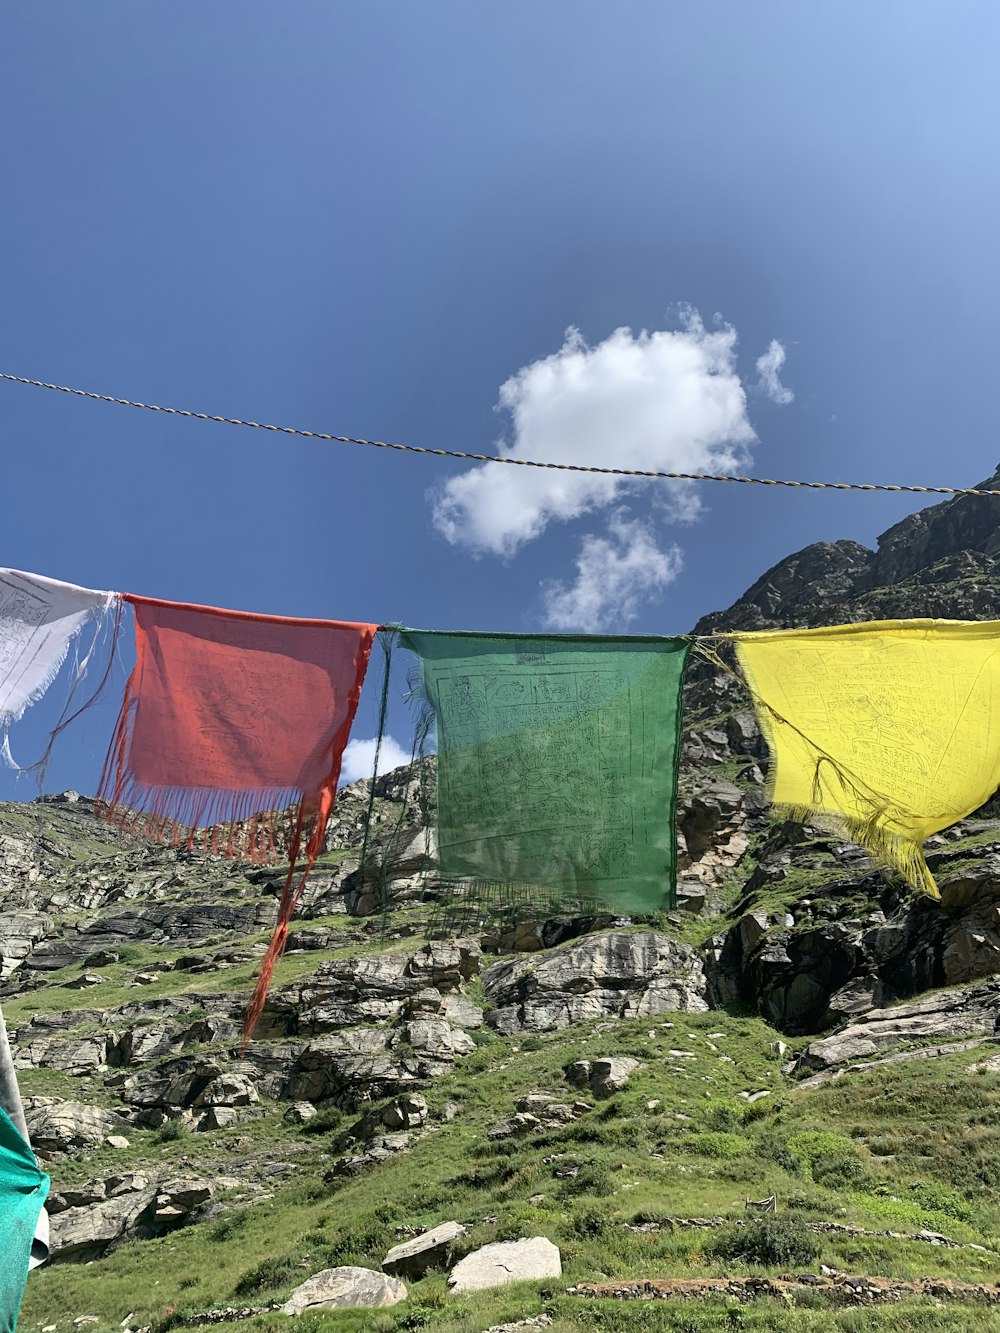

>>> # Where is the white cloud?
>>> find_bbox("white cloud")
[540,510,683,633]
[339,735,411,786]
[755,339,794,405]
[432,311,756,557]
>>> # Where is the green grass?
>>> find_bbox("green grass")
[3,921,406,1023]
[13,783,1000,1332]
[20,1008,1000,1333]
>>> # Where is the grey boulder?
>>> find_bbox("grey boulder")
[483,930,708,1034]
[383,1221,466,1280]
[448,1237,561,1292]
[281,1267,407,1313]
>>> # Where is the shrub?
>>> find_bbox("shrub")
[570,1204,611,1239]
[233,1255,300,1296]
[905,1182,976,1224]
[753,1131,800,1175]
[629,1205,674,1226]
[156,1118,187,1143]
[708,1214,820,1267]
[321,1209,396,1266]
[208,1210,251,1242]
[787,1130,862,1186]
[704,1099,743,1133]
[301,1106,344,1134]
[521,1036,544,1051]
[686,1131,751,1160]
[557,1158,615,1197]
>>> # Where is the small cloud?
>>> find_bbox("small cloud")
[540,510,683,633]
[339,735,411,786]
[432,311,756,557]
[755,339,794,405]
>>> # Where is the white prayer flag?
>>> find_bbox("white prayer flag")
[0,568,117,766]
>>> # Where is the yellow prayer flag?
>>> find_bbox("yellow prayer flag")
[734,619,1000,898]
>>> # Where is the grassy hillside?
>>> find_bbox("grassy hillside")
[20,996,1000,1332]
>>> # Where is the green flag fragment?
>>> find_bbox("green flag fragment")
[0,1106,49,1333]
[399,630,689,920]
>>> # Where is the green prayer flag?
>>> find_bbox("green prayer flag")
[399,630,689,918]
[0,1106,49,1333]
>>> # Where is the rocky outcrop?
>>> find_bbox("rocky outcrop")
[676,780,749,908]
[693,466,1000,641]
[484,930,708,1034]
[265,940,482,1036]
[25,1099,128,1155]
[47,1172,215,1260]
[713,857,1000,1034]
[792,981,1000,1084]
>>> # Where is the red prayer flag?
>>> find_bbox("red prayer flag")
[97,595,377,1038]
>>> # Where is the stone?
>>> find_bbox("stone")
[281,1266,407,1313]
[106,1134,130,1149]
[50,1187,157,1259]
[25,1100,125,1155]
[381,1094,428,1130]
[283,1101,318,1125]
[194,1072,258,1107]
[488,1112,543,1140]
[383,1221,466,1280]
[588,1057,640,1099]
[484,930,708,1034]
[675,883,707,914]
[565,1061,592,1087]
[448,1237,562,1292]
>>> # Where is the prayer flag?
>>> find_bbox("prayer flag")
[399,630,690,919]
[735,618,1000,897]
[0,569,117,769]
[0,1005,48,1320]
[0,1108,48,1333]
[98,595,377,1033]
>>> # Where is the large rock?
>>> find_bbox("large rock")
[25,1099,126,1155]
[383,1221,466,1280]
[717,865,1000,1035]
[0,911,53,977]
[588,1057,641,1099]
[484,930,708,1033]
[448,1237,561,1292]
[281,1267,407,1313]
[50,1188,157,1259]
[290,940,482,1034]
[794,982,1000,1077]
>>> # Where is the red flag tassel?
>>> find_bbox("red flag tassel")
[241,787,334,1046]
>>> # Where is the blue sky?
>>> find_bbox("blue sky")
[2,2,999,794]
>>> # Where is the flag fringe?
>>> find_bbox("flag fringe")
[94,773,301,863]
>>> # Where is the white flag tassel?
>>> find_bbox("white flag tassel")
[0,569,119,771]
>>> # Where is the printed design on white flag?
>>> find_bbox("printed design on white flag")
[0,569,117,766]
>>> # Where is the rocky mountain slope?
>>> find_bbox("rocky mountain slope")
[7,470,1000,1332]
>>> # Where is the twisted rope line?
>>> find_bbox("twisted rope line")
[3,371,999,497]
